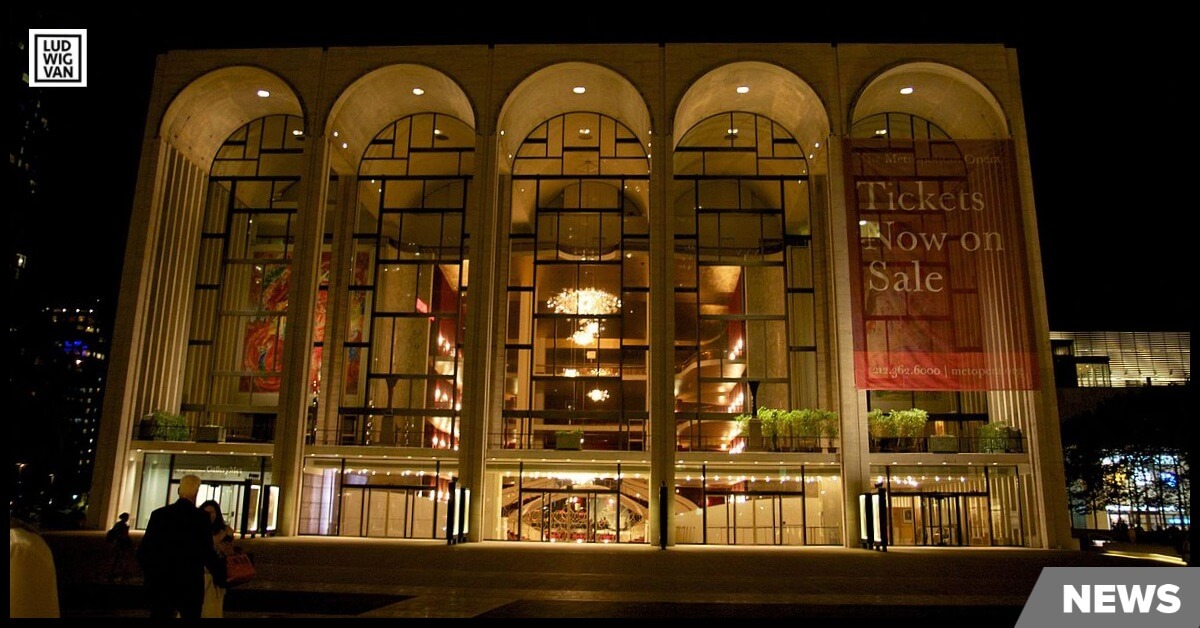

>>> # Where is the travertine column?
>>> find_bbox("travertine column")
[274,133,331,536]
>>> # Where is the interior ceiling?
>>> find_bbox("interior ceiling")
[498,63,651,172]
[327,64,476,175]
[161,66,303,169]
[852,62,1008,139]
[673,61,829,169]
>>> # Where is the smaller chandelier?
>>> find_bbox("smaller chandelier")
[588,388,610,402]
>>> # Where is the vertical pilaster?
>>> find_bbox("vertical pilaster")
[825,135,867,548]
[648,45,675,547]
[460,46,498,541]
[274,132,331,536]
[1006,48,1072,549]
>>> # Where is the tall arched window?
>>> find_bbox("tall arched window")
[337,113,474,449]
[502,112,650,451]
[849,112,990,446]
[672,112,817,452]
[182,115,306,442]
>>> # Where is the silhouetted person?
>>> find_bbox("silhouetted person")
[136,475,213,618]
[106,512,133,583]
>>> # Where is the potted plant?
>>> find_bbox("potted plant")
[868,408,927,452]
[894,408,929,451]
[757,407,783,452]
[141,410,189,441]
[554,429,584,450]
[790,408,839,452]
[978,423,1011,453]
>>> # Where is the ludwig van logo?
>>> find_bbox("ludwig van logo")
[1016,567,1198,627]
[28,29,87,87]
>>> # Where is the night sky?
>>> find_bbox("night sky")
[10,9,1189,333]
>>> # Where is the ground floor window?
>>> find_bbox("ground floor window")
[135,453,276,535]
[873,465,1024,547]
[299,457,456,538]
[484,462,650,543]
[674,464,842,545]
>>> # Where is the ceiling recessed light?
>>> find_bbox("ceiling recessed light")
[572,86,586,94]
[256,89,270,98]
[341,142,348,149]
[412,87,425,96]
[500,130,505,136]
[333,131,339,138]
[900,86,914,95]
[736,86,750,94]
[814,142,820,148]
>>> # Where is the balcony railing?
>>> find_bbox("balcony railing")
[133,423,273,444]
[675,434,839,454]
[869,435,1025,454]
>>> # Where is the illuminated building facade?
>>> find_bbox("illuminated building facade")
[89,43,1074,548]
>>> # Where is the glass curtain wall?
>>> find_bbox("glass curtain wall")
[502,113,650,451]
[182,115,306,442]
[335,114,474,450]
[672,112,817,453]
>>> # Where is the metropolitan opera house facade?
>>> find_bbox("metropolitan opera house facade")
[88,42,1073,550]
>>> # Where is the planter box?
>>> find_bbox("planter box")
[554,431,583,450]
[928,435,959,453]
[196,425,226,443]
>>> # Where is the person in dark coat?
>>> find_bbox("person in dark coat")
[135,474,217,619]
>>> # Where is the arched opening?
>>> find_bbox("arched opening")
[501,112,650,453]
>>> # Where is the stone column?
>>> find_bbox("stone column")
[273,132,331,536]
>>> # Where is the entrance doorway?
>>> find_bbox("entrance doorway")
[518,486,635,543]
[889,493,991,546]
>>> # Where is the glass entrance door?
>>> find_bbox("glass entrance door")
[519,487,628,543]
[919,494,961,546]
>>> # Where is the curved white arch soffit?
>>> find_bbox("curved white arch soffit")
[160,66,304,170]
[497,62,652,173]
[673,61,830,155]
[326,63,476,175]
[852,62,1009,139]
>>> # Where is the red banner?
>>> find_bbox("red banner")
[844,139,1039,390]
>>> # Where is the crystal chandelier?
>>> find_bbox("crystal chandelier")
[547,287,621,346]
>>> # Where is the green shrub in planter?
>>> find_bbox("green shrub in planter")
[978,423,1011,453]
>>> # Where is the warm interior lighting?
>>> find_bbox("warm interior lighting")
[256,89,270,98]
[875,129,887,136]
[572,86,586,94]
[725,128,739,140]
[548,287,621,346]
[900,86,914,95]
[588,388,610,402]
[736,85,750,94]
[291,129,304,136]
[412,87,425,95]
[341,142,348,149]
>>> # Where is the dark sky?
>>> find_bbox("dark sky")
[10,9,1189,332]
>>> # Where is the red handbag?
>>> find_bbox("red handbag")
[224,547,256,587]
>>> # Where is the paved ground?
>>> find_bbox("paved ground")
[41,531,1181,621]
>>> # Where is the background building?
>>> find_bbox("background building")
[88,43,1074,549]
[1053,331,1191,534]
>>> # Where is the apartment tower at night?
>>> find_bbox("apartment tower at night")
[89,42,1073,549]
